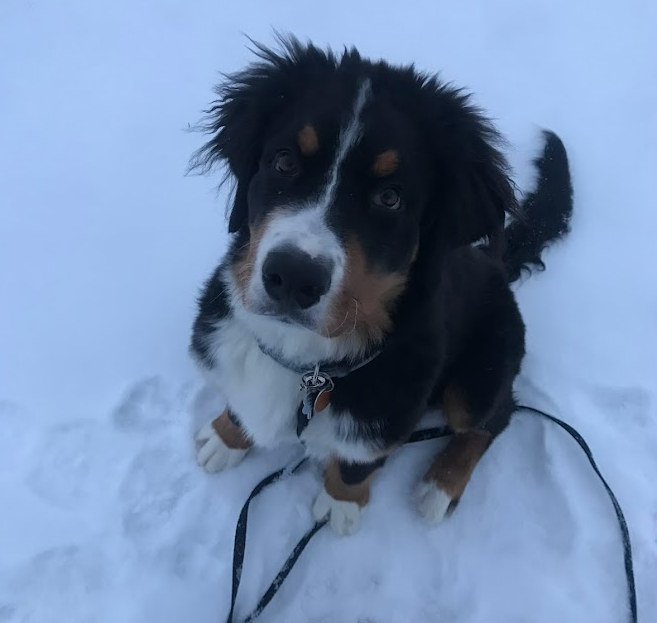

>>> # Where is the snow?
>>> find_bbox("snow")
[1,0,656,621]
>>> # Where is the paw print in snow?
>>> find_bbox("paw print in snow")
[26,421,116,510]
[4,545,106,623]
[112,376,176,432]
[120,444,192,537]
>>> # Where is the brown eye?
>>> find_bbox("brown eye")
[273,150,298,176]
[373,187,402,210]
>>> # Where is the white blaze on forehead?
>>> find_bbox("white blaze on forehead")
[317,78,372,212]
[250,78,372,314]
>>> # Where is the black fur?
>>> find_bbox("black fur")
[340,457,387,485]
[189,36,521,250]
[190,263,231,368]
[190,37,574,470]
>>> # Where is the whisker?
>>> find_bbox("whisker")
[344,298,359,336]
[328,304,352,336]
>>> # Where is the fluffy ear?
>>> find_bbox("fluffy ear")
[188,57,281,233]
[188,37,336,233]
[425,89,519,249]
[447,128,517,247]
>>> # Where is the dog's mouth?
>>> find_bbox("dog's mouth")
[232,238,405,345]
[249,302,322,332]
[250,297,369,342]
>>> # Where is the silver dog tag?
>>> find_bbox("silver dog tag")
[299,364,334,422]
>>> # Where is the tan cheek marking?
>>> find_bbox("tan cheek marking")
[211,410,253,450]
[325,239,407,343]
[230,215,275,299]
[372,149,399,177]
[323,458,377,507]
[423,431,491,500]
[298,124,319,155]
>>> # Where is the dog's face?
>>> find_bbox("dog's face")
[232,78,431,342]
[192,39,517,347]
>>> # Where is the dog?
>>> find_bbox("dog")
[188,37,573,536]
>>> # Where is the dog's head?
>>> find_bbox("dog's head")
[192,38,517,350]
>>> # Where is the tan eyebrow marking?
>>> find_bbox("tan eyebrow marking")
[298,124,319,155]
[372,149,399,177]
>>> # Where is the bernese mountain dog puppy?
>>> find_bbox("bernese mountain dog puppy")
[189,37,573,536]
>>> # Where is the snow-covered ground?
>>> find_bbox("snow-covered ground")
[1,1,656,621]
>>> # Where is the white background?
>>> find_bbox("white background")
[1,1,656,622]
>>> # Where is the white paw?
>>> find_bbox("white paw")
[312,487,363,536]
[194,421,248,473]
[415,480,452,524]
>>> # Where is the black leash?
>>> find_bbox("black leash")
[225,457,309,623]
[521,405,637,623]
[224,406,637,623]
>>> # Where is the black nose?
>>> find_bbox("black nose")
[262,247,332,310]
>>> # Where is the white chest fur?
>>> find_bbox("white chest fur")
[199,316,384,463]
[202,317,301,447]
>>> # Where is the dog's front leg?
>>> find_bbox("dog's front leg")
[313,456,386,536]
[195,409,252,473]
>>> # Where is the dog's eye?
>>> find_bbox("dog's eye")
[273,150,298,176]
[372,187,402,210]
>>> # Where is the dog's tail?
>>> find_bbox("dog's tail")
[503,130,574,282]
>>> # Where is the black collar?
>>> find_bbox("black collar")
[255,339,382,379]
[255,339,383,437]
